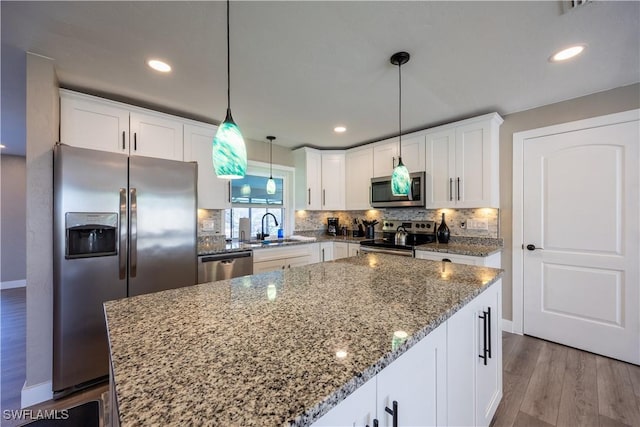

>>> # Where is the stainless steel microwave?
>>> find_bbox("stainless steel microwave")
[370,172,426,208]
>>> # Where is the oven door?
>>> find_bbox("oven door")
[359,245,413,257]
[370,172,426,208]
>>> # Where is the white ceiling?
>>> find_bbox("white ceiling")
[2,1,639,156]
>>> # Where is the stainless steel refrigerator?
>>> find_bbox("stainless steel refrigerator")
[53,144,197,393]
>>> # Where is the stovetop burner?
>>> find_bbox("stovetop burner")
[360,219,436,251]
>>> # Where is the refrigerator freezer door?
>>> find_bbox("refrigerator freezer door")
[128,156,197,296]
[53,145,129,392]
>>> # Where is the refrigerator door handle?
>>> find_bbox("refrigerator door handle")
[119,188,127,280]
[130,187,138,278]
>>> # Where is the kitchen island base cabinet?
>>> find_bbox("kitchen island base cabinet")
[377,321,447,427]
[311,377,376,427]
[311,322,447,427]
[447,280,502,427]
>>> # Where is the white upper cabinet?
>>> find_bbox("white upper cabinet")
[294,148,345,210]
[60,89,184,161]
[345,145,373,210]
[129,112,184,161]
[425,113,502,208]
[183,123,231,209]
[294,148,322,210]
[373,136,425,178]
[320,152,346,210]
[60,91,129,154]
[373,139,398,177]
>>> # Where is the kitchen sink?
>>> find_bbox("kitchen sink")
[243,239,301,248]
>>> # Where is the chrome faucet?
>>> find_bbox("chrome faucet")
[259,213,279,240]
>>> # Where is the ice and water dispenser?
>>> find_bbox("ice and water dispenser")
[65,212,118,259]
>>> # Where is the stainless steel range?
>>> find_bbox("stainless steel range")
[360,220,436,256]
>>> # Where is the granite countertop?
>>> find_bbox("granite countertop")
[198,235,369,256]
[414,241,502,257]
[104,254,502,426]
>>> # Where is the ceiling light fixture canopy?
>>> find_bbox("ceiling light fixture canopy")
[390,51,411,196]
[212,0,247,179]
[266,136,276,195]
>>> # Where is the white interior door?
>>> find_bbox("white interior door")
[523,120,639,364]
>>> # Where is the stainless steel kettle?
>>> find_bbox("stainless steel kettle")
[395,226,408,246]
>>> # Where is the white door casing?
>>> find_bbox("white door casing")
[512,110,639,364]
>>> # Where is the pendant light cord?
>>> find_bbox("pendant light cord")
[226,0,231,110]
[269,139,273,178]
[398,60,402,159]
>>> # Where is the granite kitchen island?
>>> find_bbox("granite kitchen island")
[104,253,503,426]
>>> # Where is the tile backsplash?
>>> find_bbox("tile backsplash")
[199,207,500,241]
[294,208,499,238]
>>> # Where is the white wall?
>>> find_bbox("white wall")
[23,52,58,406]
[1,155,27,286]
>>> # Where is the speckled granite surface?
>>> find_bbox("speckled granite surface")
[198,235,371,256]
[415,241,502,256]
[105,254,502,426]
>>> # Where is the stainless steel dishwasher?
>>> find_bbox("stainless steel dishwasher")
[197,250,253,283]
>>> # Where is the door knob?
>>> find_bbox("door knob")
[526,244,543,251]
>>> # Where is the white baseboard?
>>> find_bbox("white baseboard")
[21,380,53,408]
[1,279,26,290]
[502,319,514,333]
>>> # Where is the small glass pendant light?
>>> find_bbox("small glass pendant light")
[390,51,411,196]
[212,0,247,179]
[266,136,276,195]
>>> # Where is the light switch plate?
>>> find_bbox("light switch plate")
[202,220,215,231]
[467,218,489,230]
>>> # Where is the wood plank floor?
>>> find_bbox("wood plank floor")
[0,288,107,427]
[4,289,640,426]
[492,333,640,427]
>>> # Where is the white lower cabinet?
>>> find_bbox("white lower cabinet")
[348,243,361,257]
[447,280,502,427]
[415,250,501,268]
[311,322,447,427]
[320,242,334,262]
[253,244,317,274]
[311,377,377,427]
[333,242,349,260]
[377,321,447,427]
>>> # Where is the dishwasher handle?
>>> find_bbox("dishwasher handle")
[200,251,253,263]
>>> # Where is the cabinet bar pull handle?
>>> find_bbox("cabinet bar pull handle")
[392,156,396,169]
[322,248,325,262]
[323,189,326,206]
[479,308,489,365]
[449,178,453,201]
[134,133,137,151]
[122,131,126,150]
[308,188,311,205]
[487,306,492,359]
[457,177,461,201]
[385,401,398,427]
[367,419,379,427]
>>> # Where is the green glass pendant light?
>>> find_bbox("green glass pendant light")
[266,136,276,195]
[390,51,411,196]
[212,0,247,179]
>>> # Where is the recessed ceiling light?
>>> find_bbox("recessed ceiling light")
[147,59,172,73]
[334,126,347,133]
[549,45,586,62]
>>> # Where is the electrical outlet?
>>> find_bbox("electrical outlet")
[202,220,215,231]
[467,218,488,230]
